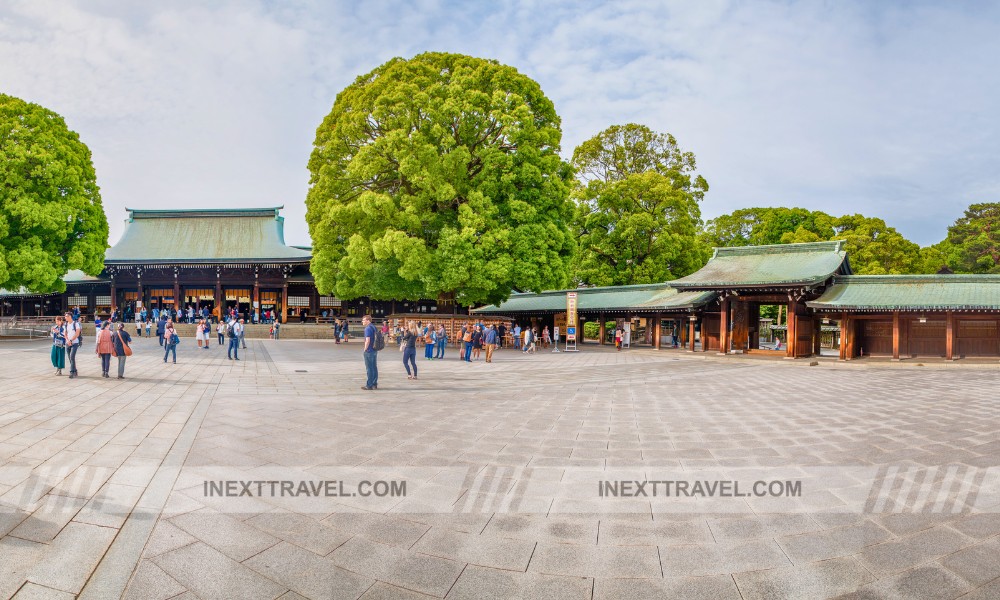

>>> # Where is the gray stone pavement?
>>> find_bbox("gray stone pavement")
[0,336,998,599]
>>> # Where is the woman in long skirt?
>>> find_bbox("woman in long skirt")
[50,316,66,375]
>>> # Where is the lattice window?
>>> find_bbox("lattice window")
[68,296,86,304]
[320,296,341,307]
[95,296,111,305]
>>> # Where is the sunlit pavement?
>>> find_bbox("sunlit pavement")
[1,337,998,599]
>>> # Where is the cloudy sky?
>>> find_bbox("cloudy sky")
[2,0,998,247]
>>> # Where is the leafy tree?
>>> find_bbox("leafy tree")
[305,52,574,306]
[830,214,920,275]
[0,94,107,293]
[571,124,709,286]
[703,207,834,247]
[945,203,1000,273]
[917,241,954,274]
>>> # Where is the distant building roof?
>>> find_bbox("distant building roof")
[670,241,851,289]
[808,275,1000,312]
[105,207,311,264]
[472,283,717,315]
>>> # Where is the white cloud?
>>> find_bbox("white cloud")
[2,0,999,246]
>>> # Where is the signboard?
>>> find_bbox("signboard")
[565,292,579,351]
[566,292,577,340]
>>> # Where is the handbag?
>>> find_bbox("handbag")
[116,331,133,357]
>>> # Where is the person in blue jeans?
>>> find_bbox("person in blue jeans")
[434,325,447,359]
[227,319,242,360]
[362,315,378,390]
[463,336,473,362]
[163,321,177,363]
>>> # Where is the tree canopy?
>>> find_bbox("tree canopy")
[305,52,574,306]
[704,207,928,274]
[943,203,1000,273]
[570,124,708,286]
[0,94,107,293]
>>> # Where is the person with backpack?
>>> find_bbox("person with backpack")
[163,320,178,364]
[423,325,435,360]
[64,311,82,379]
[361,314,381,390]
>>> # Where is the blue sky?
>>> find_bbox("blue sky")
[2,0,998,247]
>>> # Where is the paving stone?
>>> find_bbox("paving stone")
[246,510,353,556]
[151,542,287,600]
[10,582,76,599]
[412,527,535,571]
[482,514,598,545]
[329,536,465,597]
[937,537,1000,586]
[858,526,973,575]
[26,521,118,594]
[9,495,88,543]
[594,575,741,600]
[660,539,791,576]
[732,557,875,599]
[121,559,186,600]
[321,511,431,548]
[839,564,974,600]
[358,582,437,599]
[245,542,374,600]
[140,520,198,558]
[169,508,280,561]
[529,542,661,578]
[599,518,713,545]
[448,565,592,599]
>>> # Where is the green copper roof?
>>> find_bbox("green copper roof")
[473,284,717,315]
[671,241,850,289]
[808,275,1000,311]
[105,207,311,264]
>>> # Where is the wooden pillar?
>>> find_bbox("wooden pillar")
[946,311,954,361]
[215,280,223,316]
[892,311,900,360]
[718,297,729,355]
[281,283,288,323]
[253,281,260,319]
[688,317,697,353]
[653,313,661,349]
[813,315,823,356]
[173,278,180,317]
[598,312,606,345]
[785,299,797,358]
[839,313,848,360]
[110,280,117,315]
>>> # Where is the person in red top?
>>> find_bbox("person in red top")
[95,321,114,378]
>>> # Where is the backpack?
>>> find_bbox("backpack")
[373,328,385,351]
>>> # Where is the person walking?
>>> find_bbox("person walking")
[615,327,623,351]
[217,320,225,345]
[239,318,247,349]
[462,326,473,362]
[423,325,435,360]
[163,320,178,364]
[111,322,132,379]
[542,326,551,349]
[434,324,447,359]
[50,316,66,375]
[273,320,281,340]
[497,323,506,349]
[156,316,166,346]
[96,321,113,378]
[64,311,82,378]
[513,324,521,350]
[471,325,483,361]
[362,314,378,390]
[145,319,152,338]
[228,319,242,360]
[484,324,497,363]
[401,323,418,380]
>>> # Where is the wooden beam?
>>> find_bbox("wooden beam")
[839,312,848,360]
[598,312,606,346]
[718,297,729,355]
[946,310,954,360]
[892,310,900,360]
[786,299,796,358]
[654,313,661,349]
[688,317,696,353]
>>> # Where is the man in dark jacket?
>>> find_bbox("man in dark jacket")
[156,316,167,346]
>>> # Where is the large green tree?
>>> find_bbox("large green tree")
[305,52,574,306]
[571,124,709,286]
[944,203,1000,273]
[704,207,928,274]
[0,94,107,293]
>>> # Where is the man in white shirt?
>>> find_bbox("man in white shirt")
[64,311,82,378]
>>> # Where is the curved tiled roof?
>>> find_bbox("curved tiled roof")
[808,275,1000,311]
[105,207,311,263]
[472,283,717,314]
[670,241,851,289]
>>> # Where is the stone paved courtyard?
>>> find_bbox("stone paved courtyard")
[1,336,999,599]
